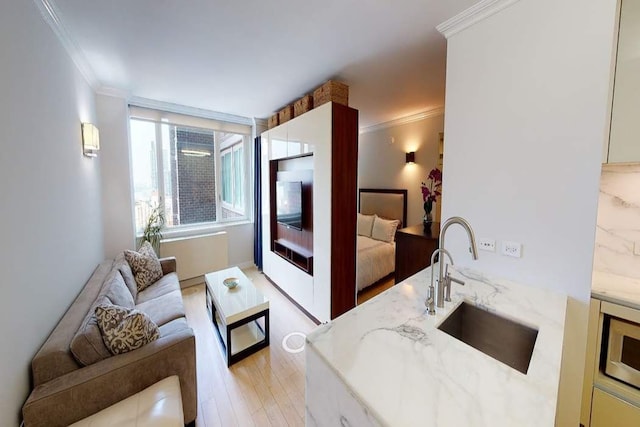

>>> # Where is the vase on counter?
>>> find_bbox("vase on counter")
[423,201,434,231]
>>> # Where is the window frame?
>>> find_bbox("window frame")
[129,108,252,237]
[219,136,245,215]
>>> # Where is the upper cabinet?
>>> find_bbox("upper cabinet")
[607,0,640,163]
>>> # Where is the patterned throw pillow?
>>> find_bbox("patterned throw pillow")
[95,303,160,355]
[124,241,163,291]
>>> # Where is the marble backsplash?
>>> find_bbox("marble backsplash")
[593,163,640,279]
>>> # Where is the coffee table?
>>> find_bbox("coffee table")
[204,266,269,366]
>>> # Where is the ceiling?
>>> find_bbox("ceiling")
[50,0,479,128]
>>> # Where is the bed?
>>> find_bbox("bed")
[356,189,407,292]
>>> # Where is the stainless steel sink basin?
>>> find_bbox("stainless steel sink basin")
[437,301,538,374]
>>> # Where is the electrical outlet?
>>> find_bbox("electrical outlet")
[634,241,640,256]
[502,241,522,258]
[478,238,496,252]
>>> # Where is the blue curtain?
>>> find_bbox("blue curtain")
[253,136,263,270]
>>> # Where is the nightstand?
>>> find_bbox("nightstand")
[395,223,440,283]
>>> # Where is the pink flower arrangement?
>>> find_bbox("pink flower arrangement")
[421,168,442,214]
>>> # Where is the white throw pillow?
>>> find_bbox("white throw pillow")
[357,213,375,237]
[371,216,400,243]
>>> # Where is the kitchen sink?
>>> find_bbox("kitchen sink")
[438,301,538,374]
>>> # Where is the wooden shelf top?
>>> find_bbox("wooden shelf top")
[397,223,440,239]
[274,239,313,258]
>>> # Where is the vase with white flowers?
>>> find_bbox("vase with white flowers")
[421,167,442,229]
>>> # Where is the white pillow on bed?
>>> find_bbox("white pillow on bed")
[357,213,375,237]
[371,216,400,243]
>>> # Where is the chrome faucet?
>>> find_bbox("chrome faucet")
[428,216,479,314]
[425,248,453,315]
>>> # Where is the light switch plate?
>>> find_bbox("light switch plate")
[634,241,640,256]
[478,238,496,252]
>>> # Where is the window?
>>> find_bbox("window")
[129,106,251,233]
[220,136,244,216]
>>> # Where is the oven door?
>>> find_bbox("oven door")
[606,318,640,389]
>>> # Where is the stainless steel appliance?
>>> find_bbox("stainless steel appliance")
[605,316,640,389]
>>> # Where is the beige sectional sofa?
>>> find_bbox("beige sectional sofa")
[22,253,197,427]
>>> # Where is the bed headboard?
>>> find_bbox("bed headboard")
[358,188,407,228]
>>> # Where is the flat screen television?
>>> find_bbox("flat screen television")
[276,181,303,230]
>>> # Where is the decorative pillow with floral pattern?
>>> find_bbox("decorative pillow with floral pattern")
[124,241,163,291]
[95,303,159,355]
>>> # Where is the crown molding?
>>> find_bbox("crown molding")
[436,0,523,39]
[33,0,99,89]
[129,96,254,126]
[252,118,268,138]
[359,107,444,134]
[95,86,131,99]
[253,118,268,128]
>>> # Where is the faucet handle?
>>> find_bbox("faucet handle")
[444,265,465,302]
[449,275,465,286]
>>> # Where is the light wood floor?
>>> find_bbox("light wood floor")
[182,267,395,426]
[357,275,395,305]
[182,267,316,427]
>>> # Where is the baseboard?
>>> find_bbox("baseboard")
[263,274,321,325]
[179,276,205,288]
[178,261,256,289]
[235,260,256,270]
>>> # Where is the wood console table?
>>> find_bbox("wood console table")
[395,223,440,283]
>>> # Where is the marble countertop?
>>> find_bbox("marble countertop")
[592,269,640,310]
[306,265,567,427]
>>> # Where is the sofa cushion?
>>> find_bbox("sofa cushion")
[135,290,186,327]
[103,270,135,309]
[158,317,190,338]
[70,295,113,366]
[95,303,160,355]
[32,260,114,385]
[113,252,138,299]
[136,273,180,304]
[124,242,163,292]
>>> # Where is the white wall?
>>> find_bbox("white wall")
[441,0,616,301]
[222,223,255,267]
[97,93,136,257]
[358,114,444,226]
[0,1,104,425]
[440,0,618,424]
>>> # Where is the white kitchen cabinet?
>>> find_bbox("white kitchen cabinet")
[606,0,640,163]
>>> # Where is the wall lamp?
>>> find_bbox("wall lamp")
[405,151,416,164]
[82,123,100,157]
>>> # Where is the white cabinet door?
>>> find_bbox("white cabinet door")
[591,388,640,426]
[288,105,333,322]
[608,0,640,163]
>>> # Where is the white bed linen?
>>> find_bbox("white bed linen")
[356,235,395,291]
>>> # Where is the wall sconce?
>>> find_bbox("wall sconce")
[82,122,100,157]
[405,151,416,164]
